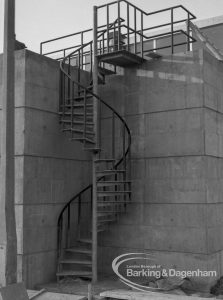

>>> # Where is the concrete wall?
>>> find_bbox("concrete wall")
[0,49,92,288]
[97,49,223,290]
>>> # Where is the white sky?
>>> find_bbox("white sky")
[0,0,223,54]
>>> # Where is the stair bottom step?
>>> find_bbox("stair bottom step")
[57,271,92,278]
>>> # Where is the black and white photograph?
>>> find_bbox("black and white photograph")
[0,0,223,299]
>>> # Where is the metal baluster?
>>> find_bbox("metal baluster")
[102,32,105,55]
[84,89,87,146]
[107,5,110,53]
[128,135,132,202]
[68,56,71,103]
[171,8,174,54]
[71,83,74,138]
[187,13,190,51]
[134,8,137,54]
[90,42,93,78]
[127,4,130,51]
[98,100,102,154]
[118,1,121,51]
[112,112,115,160]
[78,195,81,239]
[123,123,126,206]
[67,204,70,248]
[140,12,144,58]
[78,50,81,95]
[81,32,84,69]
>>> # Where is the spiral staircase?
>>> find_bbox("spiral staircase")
[56,18,135,282]
[39,1,198,283]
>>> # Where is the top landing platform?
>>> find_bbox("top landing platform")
[97,50,145,67]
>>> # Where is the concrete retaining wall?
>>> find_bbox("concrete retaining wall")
[0,50,92,288]
[98,49,223,291]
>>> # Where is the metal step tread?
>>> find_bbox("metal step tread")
[95,159,115,163]
[78,238,92,244]
[66,248,92,255]
[59,259,92,265]
[97,210,124,213]
[59,112,93,116]
[97,190,131,195]
[73,104,93,108]
[56,271,92,277]
[70,129,94,135]
[61,120,94,125]
[97,181,131,186]
[96,170,126,175]
[98,200,131,204]
[65,95,92,101]
[71,137,95,144]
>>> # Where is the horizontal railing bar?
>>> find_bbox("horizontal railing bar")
[96,2,196,20]
[145,4,195,19]
[41,21,121,51]
[142,18,195,33]
[144,29,194,41]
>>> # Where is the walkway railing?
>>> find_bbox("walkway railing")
[40,1,196,61]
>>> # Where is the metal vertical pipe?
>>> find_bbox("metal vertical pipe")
[140,12,144,58]
[134,8,137,54]
[90,42,93,78]
[187,13,190,51]
[83,89,87,140]
[127,4,130,51]
[93,6,99,149]
[171,8,174,54]
[81,32,84,69]
[118,1,121,51]
[71,83,74,138]
[107,5,110,53]
[112,112,115,159]
[122,124,126,205]
[92,5,99,284]
[1,0,17,286]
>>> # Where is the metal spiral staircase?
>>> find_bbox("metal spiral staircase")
[40,0,198,283]
[56,18,133,283]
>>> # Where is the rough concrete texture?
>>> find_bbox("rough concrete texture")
[0,50,92,288]
[100,289,213,300]
[98,49,223,291]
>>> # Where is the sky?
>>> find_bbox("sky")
[1,0,223,54]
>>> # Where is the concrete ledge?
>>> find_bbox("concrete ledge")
[99,289,213,300]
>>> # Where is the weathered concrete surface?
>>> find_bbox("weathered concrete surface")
[27,290,86,300]
[100,289,213,300]
[98,49,223,290]
[0,50,92,288]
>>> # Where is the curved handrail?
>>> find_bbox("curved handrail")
[57,21,132,265]
[58,20,132,227]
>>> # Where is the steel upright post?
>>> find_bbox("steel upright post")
[92,5,99,284]
[0,0,17,286]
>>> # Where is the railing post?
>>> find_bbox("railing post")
[92,5,99,284]
[187,13,190,51]
[107,5,110,53]
[40,43,43,55]
[134,8,137,54]
[171,8,174,54]
[127,4,130,51]
[140,12,144,58]
[81,32,84,69]
[118,1,121,51]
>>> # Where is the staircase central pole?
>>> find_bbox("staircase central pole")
[92,5,99,284]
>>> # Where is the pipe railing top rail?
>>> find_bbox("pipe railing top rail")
[96,0,196,19]
[40,0,196,57]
